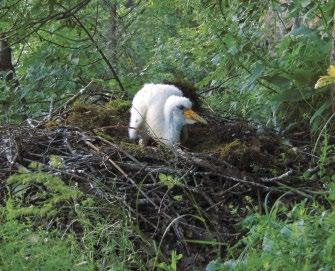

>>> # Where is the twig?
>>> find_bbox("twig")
[82,138,160,211]
[46,98,54,121]
[261,169,294,182]
[63,80,95,109]
[70,13,126,94]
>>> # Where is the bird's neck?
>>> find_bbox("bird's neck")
[164,108,183,145]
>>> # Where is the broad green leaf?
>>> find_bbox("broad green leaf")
[310,100,332,125]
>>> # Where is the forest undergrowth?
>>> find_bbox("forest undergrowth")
[1,0,335,270]
[0,93,334,270]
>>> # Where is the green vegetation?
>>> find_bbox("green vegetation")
[207,134,335,271]
[1,0,335,270]
[6,172,82,219]
[1,172,145,270]
[0,0,333,130]
[208,201,335,271]
[0,220,93,271]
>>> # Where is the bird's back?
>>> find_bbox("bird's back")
[135,83,182,106]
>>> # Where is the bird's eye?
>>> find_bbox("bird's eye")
[178,105,185,110]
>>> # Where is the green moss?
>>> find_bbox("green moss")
[106,99,131,115]
[66,100,131,142]
[66,103,113,130]
[6,172,82,219]
[95,131,116,142]
[28,161,44,170]
[219,139,241,159]
[94,131,150,156]
[44,119,61,129]
[17,166,30,173]
[118,141,176,161]
[159,173,182,189]
[49,155,64,169]
[119,141,148,156]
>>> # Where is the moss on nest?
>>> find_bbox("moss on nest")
[64,99,131,139]
[44,119,62,129]
[119,141,148,156]
[6,172,83,219]
[66,103,114,130]
[106,99,131,116]
[219,139,241,159]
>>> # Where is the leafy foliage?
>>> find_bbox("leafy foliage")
[158,250,183,271]
[207,130,335,270]
[1,0,334,130]
[208,200,335,271]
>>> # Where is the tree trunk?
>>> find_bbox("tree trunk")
[331,10,335,112]
[0,37,15,81]
[108,3,118,61]
[125,0,134,8]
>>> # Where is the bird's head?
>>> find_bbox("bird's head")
[165,96,207,126]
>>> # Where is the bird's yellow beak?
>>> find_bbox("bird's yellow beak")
[184,109,208,125]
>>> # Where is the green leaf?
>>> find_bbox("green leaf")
[310,100,331,125]
[271,87,315,103]
[262,74,291,90]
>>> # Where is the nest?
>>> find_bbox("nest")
[0,109,322,269]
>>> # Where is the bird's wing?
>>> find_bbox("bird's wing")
[129,102,147,140]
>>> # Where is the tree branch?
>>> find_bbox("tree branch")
[71,13,126,94]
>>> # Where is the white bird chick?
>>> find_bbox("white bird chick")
[129,83,207,146]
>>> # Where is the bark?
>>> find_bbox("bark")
[331,10,335,112]
[72,15,126,93]
[108,3,118,61]
[0,38,15,81]
[125,0,134,8]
